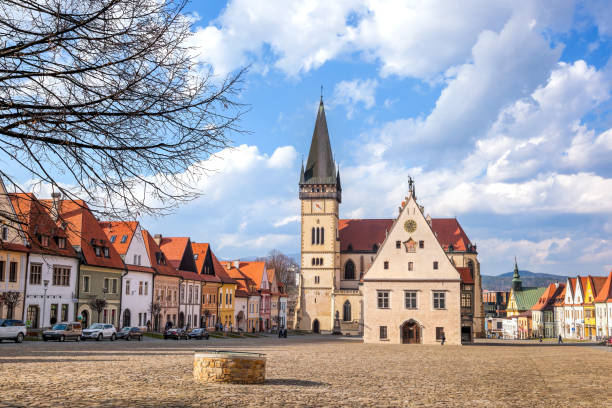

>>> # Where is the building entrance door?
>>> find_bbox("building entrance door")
[313,319,320,333]
[401,320,420,344]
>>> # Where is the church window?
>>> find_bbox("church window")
[377,291,389,309]
[433,261,438,270]
[319,258,323,266]
[408,262,414,271]
[316,227,319,244]
[379,326,387,340]
[311,228,315,245]
[344,260,355,280]
[314,276,320,284]
[396,241,401,249]
[343,301,351,322]
[321,228,324,244]
[405,291,417,309]
[384,261,389,270]
[311,258,315,266]
[433,292,446,309]
[419,240,424,248]
[467,260,474,279]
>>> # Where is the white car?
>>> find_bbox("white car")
[81,323,117,341]
[0,319,26,343]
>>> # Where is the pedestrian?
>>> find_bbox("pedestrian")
[539,334,543,343]
[558,334,563,344]
[441,332,446,345]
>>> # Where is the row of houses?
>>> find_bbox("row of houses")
[485,262,612,340]
[0,180,287,332]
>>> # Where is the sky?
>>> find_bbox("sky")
[7,1,612,276]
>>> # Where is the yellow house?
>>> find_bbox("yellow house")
[211,252,237,330]
[583,276,607,340]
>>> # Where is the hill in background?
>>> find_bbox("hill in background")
[482,270,568,291]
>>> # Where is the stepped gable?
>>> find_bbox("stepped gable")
[594,271,612,303]
[43,199,124,269]
[9,193,76,257]
[141,229,181,277]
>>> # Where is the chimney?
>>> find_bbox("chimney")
[51,192,61,221]
[233,260,240,269]
[153,234,162,245]
[426,214,432,226]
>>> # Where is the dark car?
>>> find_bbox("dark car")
[188,328,210,340]
[116,327,143,341]
[163,328,188,340]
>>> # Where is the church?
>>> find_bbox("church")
[296,99,484,344]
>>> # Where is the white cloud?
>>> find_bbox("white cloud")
[332,78,378,118]
[273,215,299,228]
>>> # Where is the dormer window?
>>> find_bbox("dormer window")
[103,247,110,258]
[58,237,66,249]
[41,235,49,247]
[110,235,117,243]
[94,246,101,256]
[194,254,198,260]
[120,235,128,243]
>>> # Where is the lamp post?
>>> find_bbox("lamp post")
[42,280,49,328]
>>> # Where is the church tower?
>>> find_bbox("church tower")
[298,99,341,333]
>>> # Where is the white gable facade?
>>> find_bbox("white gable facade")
[362,193,461,345]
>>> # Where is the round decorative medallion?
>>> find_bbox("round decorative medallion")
[404,219,417,233]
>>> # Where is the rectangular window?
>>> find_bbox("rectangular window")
[1,226,7,240]
[52,266,70,286]
[384,261,389,270]
[120,235,128,243]
[405,291,417,309]
[433,292,446,309]
[94,246,101,256]
[112,279,117,294]
[30,263,42,285]
[229,293,232,305]
[433,261,438,270]
[379,326,387,340]
[50,304,58,323]
[61,304,69,322]
[103,247,110,258]
[58,237,66,249]
[0,260,4,281]
[408,262,414,271]
[396,240,401,249]
[41,235,49,247]
[133,255,137,264]
[377,291,390,308]
[144,282,148,296]
[461,292,472,308]
[104,278,109,293]
[419,240,424,248]
[83,276,90,292]
[314,276,320,284]
[138,281,143,295]
[125,280,131,295]
[9,262,17,282]
[436,327,444,340]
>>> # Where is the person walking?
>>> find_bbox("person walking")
[441,332,446,345]
[558,334,563,344]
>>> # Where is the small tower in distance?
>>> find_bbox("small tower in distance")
[512,257,522,292]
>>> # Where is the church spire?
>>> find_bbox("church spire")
[512,257,522,292]
[301,99,337,185]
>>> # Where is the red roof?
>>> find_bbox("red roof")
[191,242,210,273]
[553,285,566,306]
[99,221,139,256]
[532,283,565,311]
[180,270,203,282]
[141,229,181,278]
[0,242,29,252]
[226,267,256,295]
[457,267,474,284]
[594,271,612,303]
[158,237,190,269]
[236,261,266,290]
[589,276,607,301]
[9,193,76,257]
[43,200,124,269]
[338,218,474,252]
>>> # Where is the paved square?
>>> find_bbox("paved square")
[0,336,610,407]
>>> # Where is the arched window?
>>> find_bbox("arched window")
[344,260,355,280]
[343,300,351,322]
[321,227,324,244]
[467,260,475,279]
[311,227,315,245]
[316,227,320,244]
[311,258,315,266]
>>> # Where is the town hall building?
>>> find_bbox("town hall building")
[295,99,484,344]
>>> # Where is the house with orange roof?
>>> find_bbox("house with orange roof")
[238,261,271,331]
[563,276,591,339]
[583,275,607,339]
[191,242,222,330]
[225,265,253,332]
[142,230,180,331]
[212,255,237,330]
[101,221,155,329]
[531,282,565,338]
[10,193,79,329]
[154,235,201,329]
[0,178,29,322]
[49,199,125,329]
[552,284,566,339]
[594,270,612,338]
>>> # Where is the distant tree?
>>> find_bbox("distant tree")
[89,298,107,323]
[235,311,244,333]
[0,0,247,227]
[0,291,22,319]
[203,309,211,328]
[256,250,299,292]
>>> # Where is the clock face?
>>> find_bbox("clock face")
[404,219,417,233]
[313,201,323,212]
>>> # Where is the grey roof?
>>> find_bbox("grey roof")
[301,101,337,185]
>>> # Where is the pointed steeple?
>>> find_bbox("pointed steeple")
[302,100,336,185]
[512,257,522,292]
[299,161,305,184]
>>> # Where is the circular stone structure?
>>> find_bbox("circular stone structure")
[193,350,266,384]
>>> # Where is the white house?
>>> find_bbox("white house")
[234,292,248,331]
[502,317,518,339]
[279,295,288,329]
[10,193,80,328]
[179,272,202,329]
[101,221,154,329]
[595,271,612,338]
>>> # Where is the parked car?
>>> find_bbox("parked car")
[607,337,612,347]
[163,327,188,340]
[116,327,143,341]
[188,328,209,340]
[42,322,82,342]
[0,319,26,343]
[81,323,117,341]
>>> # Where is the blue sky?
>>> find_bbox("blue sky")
[7,1,612,276]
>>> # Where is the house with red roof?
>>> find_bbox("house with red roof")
[10,193,79,329]
[225,264,256,332]
[238,261,271,331]
[594,270,612,338]
[142,230,180,331]
[49,199,125,329]
[191,242,222,330]
[296,99,482,341]
[531,282,565,338]
[101,221,155,329]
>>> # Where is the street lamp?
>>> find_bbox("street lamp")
[42,280,49,328]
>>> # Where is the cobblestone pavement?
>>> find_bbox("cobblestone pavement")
[0,335,611,407]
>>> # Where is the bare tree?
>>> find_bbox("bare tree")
[0,291,22,319]
[0,0,247,227]
[256,249,299,292]
[88,298,107,323]
[149,301,161,332]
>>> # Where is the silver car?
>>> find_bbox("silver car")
[81,323,116,341]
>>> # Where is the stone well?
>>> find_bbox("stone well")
[193,350,266,384]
